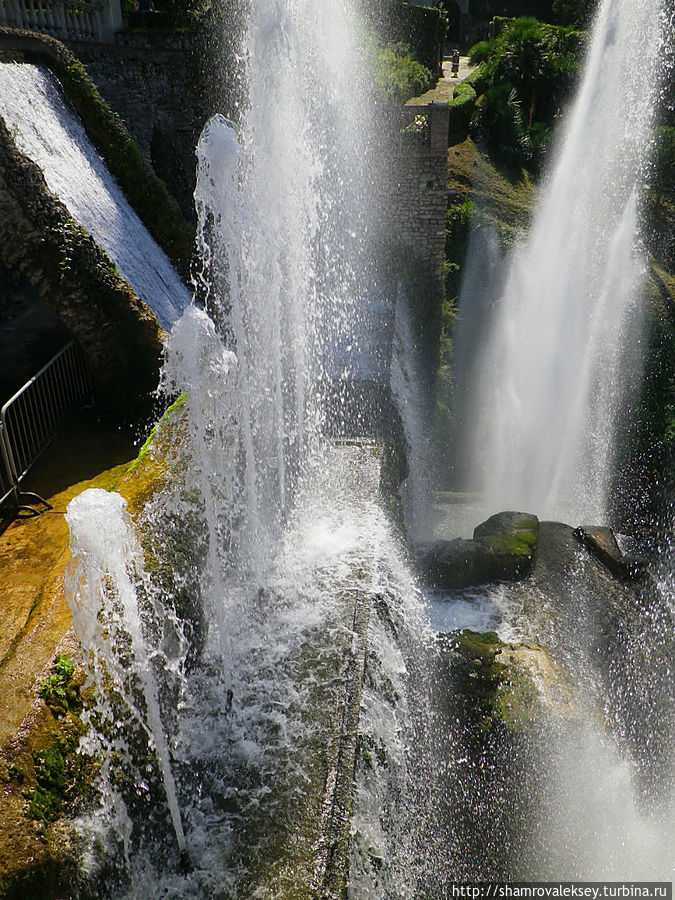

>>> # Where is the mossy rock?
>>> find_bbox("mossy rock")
[0,662,99,899]
[416,510,539,588]
[473,511,539,559]
[443,629,578,733]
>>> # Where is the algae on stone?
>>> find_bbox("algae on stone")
[416,511,539,588]
[447,628,578,732]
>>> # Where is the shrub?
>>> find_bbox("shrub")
[468,16,583,164]
[449,82,478,145]
[376,43,434,103]
[468,41,492,65]
[463,63,491,96]
[444,197,474,302]
[478,83,527,160]
[380,2,448,73]
[525,120,552,168]
[650,126,675,206]
[552,0,595,27]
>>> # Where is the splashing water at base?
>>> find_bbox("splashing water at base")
[65,489,186,854]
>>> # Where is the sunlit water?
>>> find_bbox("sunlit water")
[58,0,675,893]
[458,0,666,524]
[0,63,189,329]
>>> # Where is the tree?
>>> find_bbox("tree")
[469,17,584,165]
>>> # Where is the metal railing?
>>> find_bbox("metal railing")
[0,422,17,508]
[1,340,93,515]
[0,0,122,42]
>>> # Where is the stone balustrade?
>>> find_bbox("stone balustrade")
[0,0,121,42]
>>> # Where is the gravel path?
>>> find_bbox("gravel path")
[408,55,474,105]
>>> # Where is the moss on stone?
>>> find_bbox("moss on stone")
[474,511,539,556]
[448,629,577,732]
[126,393,187,477]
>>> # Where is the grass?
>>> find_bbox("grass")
[448,137,536,231]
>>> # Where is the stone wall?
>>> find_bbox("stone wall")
[71,32,208,219]
[394,103,450,291]
[381,101,450,394]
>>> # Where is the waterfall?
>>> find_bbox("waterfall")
[391,282,433,539]
[61,1,421,894]
[462,0,666,524]
[0,63,190,330]
[56,0,675,892]
[178,0,385,577]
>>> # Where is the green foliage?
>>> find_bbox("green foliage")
[439,198,473,405]
[401,113,430,141]
[28,730,91,825]
[649,126,675,206]
[375,42,433,103]
[479,83,527,158]
[29,746,68,823]
[445,198,474,279]
[468,41,492,65]
[381,2,448,73]
[449,82,478,144]
[469,17,584,166]
[40,656,76,715]
[551,0,594,27]
[526,119,553,165]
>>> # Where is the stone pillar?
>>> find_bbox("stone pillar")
[428,102,450,154]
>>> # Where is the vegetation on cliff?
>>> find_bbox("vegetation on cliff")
[469,17,584,166]
[375,40,434,103]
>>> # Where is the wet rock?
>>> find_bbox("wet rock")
[441,629,578,732]
[416,511,539,588]
[573,525,648,580]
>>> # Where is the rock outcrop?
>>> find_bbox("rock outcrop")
[416,511,539,588]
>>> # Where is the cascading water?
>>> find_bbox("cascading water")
[461,0,666,523]
[391,281,433,540]
[0,63,190,329]
[58,0,675,894]
[184,0,388,574]
[61,1,421,895]
[65,490,187,857]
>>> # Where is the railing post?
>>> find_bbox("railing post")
[0,342,92,516]
[0,421,19,511]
